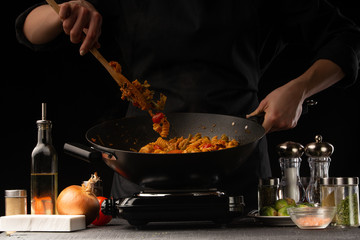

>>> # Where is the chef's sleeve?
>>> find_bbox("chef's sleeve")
[281,0,360,88]
[15,0,104,51]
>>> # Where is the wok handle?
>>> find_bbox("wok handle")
[63,143,102,164]
[247,112,265,125]
[247,99,317,124]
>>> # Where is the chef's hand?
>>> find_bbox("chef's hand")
[59,0,102,55]
[247,80,305,133]
[247,59,345,133]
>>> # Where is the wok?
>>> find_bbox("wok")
[66,112,264,189]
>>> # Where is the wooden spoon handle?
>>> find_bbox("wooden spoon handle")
[45,0,60,13]
[45,0,151,110]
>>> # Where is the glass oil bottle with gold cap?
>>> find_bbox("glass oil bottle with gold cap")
[31,103,58,214]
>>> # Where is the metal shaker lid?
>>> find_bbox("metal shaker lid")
[259,177,280,186]
[276,141,304,158]
[5,189,27,197]
[320,177,358,186]
[305,135,334,157]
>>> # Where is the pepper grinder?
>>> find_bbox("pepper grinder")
[277,141,306,203]
[305,135,334,206]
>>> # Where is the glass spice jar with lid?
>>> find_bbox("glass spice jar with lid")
[321,177,359,227]
[5,189,27,216]
[258,177,279,211]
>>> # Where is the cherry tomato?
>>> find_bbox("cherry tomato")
[152,112,164,124]
[91,196,112,226]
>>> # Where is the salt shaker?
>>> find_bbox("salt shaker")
[277,141,305,203]
[305,135,333,206]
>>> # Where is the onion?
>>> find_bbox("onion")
[56,173,100,225]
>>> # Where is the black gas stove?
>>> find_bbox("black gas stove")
[102,189,245,226]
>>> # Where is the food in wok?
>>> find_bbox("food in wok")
[139,134,239,153]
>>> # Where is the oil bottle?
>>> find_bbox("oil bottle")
[31,103,58,214]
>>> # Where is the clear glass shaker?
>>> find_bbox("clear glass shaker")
[276,141,305,203]
[305,135,334,206]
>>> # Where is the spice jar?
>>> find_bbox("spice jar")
[305,135,334,206]
[5,189,27,215]
[277,141,305,203]
[321,177,359,227]
[258,178,279,211]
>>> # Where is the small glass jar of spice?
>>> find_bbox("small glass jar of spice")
[321,177,359,227]
[258,178,279,211]
[5,189,27,216]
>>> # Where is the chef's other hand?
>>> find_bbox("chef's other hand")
[247,81,305,133]
[59,0,102,55]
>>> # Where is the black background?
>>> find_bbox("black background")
[1,1,359,216]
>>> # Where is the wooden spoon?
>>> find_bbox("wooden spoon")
[45,0,151,111]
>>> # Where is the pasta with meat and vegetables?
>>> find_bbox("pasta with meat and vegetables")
[109,61,170,138]
[138,133,239,153]
[150,112,170,138]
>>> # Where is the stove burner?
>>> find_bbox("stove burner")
[102,189,245,226]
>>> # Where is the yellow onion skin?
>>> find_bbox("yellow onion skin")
[56,185,100,225]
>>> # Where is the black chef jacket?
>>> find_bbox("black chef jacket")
[16,0,360,210]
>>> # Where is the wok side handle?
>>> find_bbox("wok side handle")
[64,143,102,164]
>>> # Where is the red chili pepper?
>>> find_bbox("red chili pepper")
[201,143,213,149]
[152,112,165,124]
[154,144,162,150]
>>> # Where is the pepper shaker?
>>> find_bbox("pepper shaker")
[305,135,334,206]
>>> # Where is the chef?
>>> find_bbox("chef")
[16,0,360,211]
